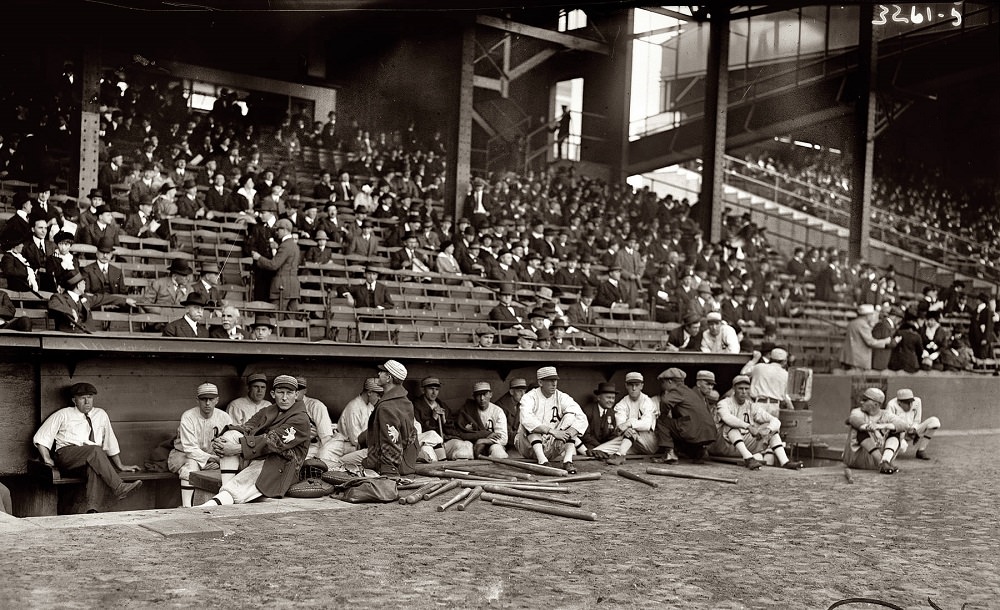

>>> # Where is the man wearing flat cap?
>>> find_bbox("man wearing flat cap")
[449,381,508,459]
[473,324,497,348]
[33,382,143,510]
[162,292,207,338]
[226,373,272,426]
[48,271,138,333]
[844,387,908,475]
[516,328,538,350]
[251,217,301,312]
[200,374,311,505]
[413,377,464,460]
[514,366,588,473]
[650,368,717,464]
[81,236,125,295]
[168,383,233,507]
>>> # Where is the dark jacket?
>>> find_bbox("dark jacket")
[657,384,716,445]
[581,402,618,449]
[81,262,125,295]
[362,385,419,476]
[448,399,494,442]
[228,401,311,497]
[47,291,130,333]
[162,316,200,338]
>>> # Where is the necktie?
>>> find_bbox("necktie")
[85,413,95,442]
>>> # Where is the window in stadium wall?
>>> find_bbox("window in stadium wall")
[552,78,583,162]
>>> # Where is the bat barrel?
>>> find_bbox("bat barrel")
[456,486,484,511]
[482,484,583,507]
[436,488,472,512]
[484,494,597,521]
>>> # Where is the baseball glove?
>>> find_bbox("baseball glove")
[285,478,335,498]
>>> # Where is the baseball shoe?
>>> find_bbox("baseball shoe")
[915,450,931,460]
[114,480,143,500]
[743,457,764,470]
[691,447,708,464]
[562,461,578,474]
[606,454,626,466]
[781,460,804,470]
[879,462,897,475]
[650,449,678,464]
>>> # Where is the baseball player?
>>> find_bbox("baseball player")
[449,381,509,459]
[740,347,794,417]
[322,377,383,469]
[595,372,659,465]
[514,366,588,474]
[226,373,272,425]
[167,383,233,507]
[708,375,803,470]
[885,388,941,460]
[295,377,335,460]
[844,387,908,474]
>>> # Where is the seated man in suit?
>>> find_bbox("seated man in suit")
[0,290,32,332]
[665,313,703,352]
[189,262,223,309]
[577,382,620,459]
[142,259,193,315]
[343,265,394,309]
[77,205,121,248]
[33,382,143,512]
[162,292,207,337]
[209,305,245,340]
[48,271,137,333]
[81,237,125,295]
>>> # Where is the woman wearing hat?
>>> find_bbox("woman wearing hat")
[436,240,462,284]
[1,238,38,292]
[45,231,81,292]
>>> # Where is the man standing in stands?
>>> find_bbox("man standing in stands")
[199,374,310,506]
[33,382,143,510]
[226,373,271,426]
[464,177,491,229]
[842,304,895,370]
[82,237,125,295]
[251,218,300,313]
[168,382,232,507]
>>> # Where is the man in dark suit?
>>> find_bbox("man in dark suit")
[333,171,357,203]
[665,313,703,351]
[0,191,33,247]
[97,152,126,201]
[390,233,430,274]
[162,292,207,338]
[209,305,246,340]
[128,163,160,213]
[21,218,54,279]
[463,177,492,229]
[204,173,235,214]
[29,185,62,227]
[593,266,625,308]
[565,285,597,329]
[189,262,223,309]
[580,382,619,457]
[488,284,523,330]
[47,271,137,333]
[77,205,121,248]
[81,237,125,295]
[250,218,300,312]
[345,266,394,309]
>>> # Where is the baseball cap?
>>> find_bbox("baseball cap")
[536,366,559,380]
[625,372,643,383]
[896,388,914,401]
[379,359,408,381]
[273,375,299,391]
[246,373,267,385]
[295,377,308,390]
[473,381,491,394]
[197,383,219,398]
[706,312,723,323]
[732,375,751,387]
[421,377,441,388]
[862,388,885,403]
[696,370,716,383]
[363,378,384,393]
[769,348,788,362]
[858,304,876,315]
[509,378,528,389]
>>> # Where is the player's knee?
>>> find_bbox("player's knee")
[448,441,474,460]
[925,416,941,429]
[488,444,508,459]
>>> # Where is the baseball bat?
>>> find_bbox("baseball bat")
[472,468,535,481]
[424,480,461,500]
[436,488,472,512]
[645,467,738,485]
[456,486,484,511]
[442,468,513,481]
[400,480,443,504]
[457,480,564,491]
[483,457,567,477]
[397,478,439,491]
[428,469,518,482]
[542,472,603,484]
[843,467,855,484]
[483,485,583,507]
[616,469,659,488]
[484,494,597,522]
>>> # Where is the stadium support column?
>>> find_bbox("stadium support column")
[849,4,876,262]
[78,45,101,200]
[447,26,475,222]
[698,5,728,244]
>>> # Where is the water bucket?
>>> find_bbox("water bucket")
[778,409,813,445]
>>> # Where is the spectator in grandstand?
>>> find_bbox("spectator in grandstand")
[209,305,245,340]
[45,231,80,290]
[516,328,537,349]
[316,204,346,245]
[938,335,974,372]
[168,382,233,507]
[614,234,645,308]
[664,312,703,352]
[346,219,380,258]
[887,317,923,373]
[844,387,906,475]
[565,284,596,330]
[304,230,335,265]
[204,173,235,215]
[189,262,223,309]
[162,292,207,338]
[701,311,740,354]
[175,179,206,219]
[1,238,38,292]
[916,285,944,318]
[33,381,143,510]
[870,304,896,371]
[142,259,192,315]
[919,310,949,369]
[0,192,33,247]
[489,283,524,330]
[124,196,163,239]
[593,265,625,309]
[353,183,375,213]
[535,327,553,349]
[128,163,160,213]
[969,294,997,359]
[81,237,125,295]
[390,233,431,274]
[842,304,896,370]
[232,174,257,214]
[47,271,138,333]
[473,324,496,348]
[165,156,190,189]
[247,314,276,341]
[0,290,32,332]
[435,241,463,283]
[549,318,576,350]
[464,177,491,229]
[97,152,126,201]
[250,218,300,312]
[344,265,394,309]
[77,205,121,248]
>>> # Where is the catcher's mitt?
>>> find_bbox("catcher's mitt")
[286,478,335,498]
[299,458,329,481]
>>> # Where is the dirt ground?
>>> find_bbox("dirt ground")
[1,433,997,610]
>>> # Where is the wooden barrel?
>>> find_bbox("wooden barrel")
[778,409,813,445]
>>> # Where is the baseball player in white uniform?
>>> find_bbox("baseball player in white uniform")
[709,375,803,470]
[295,377,335,460]
[595,371,659,465]
[450,381,509,458]
[885,388,940,460]
[167,383,233,507]
[844,387,908,474]
[514,366,588,473]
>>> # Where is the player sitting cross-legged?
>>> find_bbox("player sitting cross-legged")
[708,375,803,470]
[844,387,908,475]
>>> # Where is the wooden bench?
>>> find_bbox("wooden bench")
[25,459,179,515]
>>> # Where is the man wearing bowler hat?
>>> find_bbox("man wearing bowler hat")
[162,292,207,337]
[176,179,206,220]
[344,265,394,309]
[33,382,143,511]
[578,382,620,459]
[142,258,193,315]
[190,261,223,309]
[488,283,524,331]
[77,204,121,248]
[76,188,105,229]
[81,236,125,295]
[48,271,137,333]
